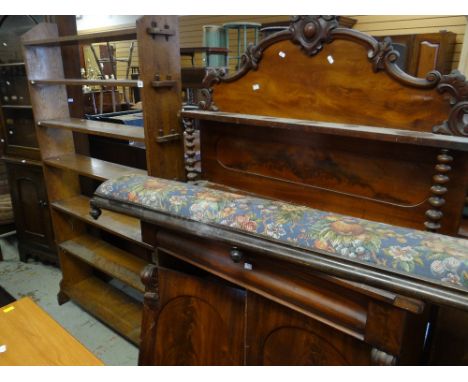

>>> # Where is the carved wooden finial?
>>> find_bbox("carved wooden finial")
[141,264,158,287]
[141,264,160,309]
[290,16,339,56]
[89,204,102,220]
[303,22,317,39]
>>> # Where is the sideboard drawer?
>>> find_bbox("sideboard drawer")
[156,229,385,337]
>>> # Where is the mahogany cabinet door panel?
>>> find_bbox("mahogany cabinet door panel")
[246,291,372,366]
[150,267,246,365]
[6,162,54,249]
[428,306,468,365]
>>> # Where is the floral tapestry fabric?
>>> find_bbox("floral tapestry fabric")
[96,174,468,290]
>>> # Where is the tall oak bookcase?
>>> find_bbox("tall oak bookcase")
[21,16,185,345]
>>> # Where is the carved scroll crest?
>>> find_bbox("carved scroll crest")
[370,37,397,72]
[200,15,338,109]
[433,71,468,137]
[289,15,339,56]
[201,25,292,95]
[198,15,468,137]
[198,87,218,111]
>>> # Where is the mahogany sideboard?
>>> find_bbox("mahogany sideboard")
[91,173,468,366]
[91,16,468,365]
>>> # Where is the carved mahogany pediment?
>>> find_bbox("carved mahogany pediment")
[200,15,468,137]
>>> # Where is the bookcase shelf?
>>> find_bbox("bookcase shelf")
[30,78,143,88]
[61,276,142,345]
[23,27,137,46]
[60,234,146,292]
[22,16,184,346]
[51,195,151,249]
[1,104,32,109]
[43,153,146,181]
[39,118,145,142]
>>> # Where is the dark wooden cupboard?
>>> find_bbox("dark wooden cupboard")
[0,16,43,160]
[5,160,56,263]
[0,63,40,161]
[0,16,57,264]
[136,226,428,366]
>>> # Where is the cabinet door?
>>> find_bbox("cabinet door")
[6,162,54,249]
[146,267,245,365]
[428,306,468,365]
[246,292,372,365]
[2,108,38,149]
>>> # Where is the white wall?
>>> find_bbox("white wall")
[76,15,140,32]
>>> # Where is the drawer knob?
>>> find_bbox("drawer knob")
[229,247,244,263]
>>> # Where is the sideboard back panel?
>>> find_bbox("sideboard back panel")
[212,40,450,132]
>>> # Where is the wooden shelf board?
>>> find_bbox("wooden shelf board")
[30,78,143,88]
[182,110,468,152]
[23,27,137,46]
[2,156,42,167]
[180,47,229,55]
[62,276,142,345]
[52,195,151,249]
[0,62,25,67]
[39,117,145,142]
[1,104,33,109]
[43,153,146,181]
[59,233,147,292]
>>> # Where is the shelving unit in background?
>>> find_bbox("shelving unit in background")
[0,16,59,264]
[21,16,184,345]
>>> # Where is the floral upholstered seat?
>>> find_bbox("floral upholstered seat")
[95,174,468,291]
